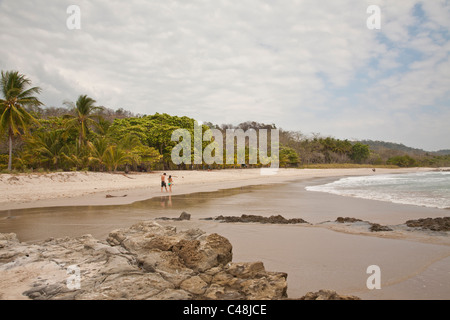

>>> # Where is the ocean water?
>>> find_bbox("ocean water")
[306,171,450,210]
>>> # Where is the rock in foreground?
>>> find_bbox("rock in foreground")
[300,289,361,300]
[0,221,288,300]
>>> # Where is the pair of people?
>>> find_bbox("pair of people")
[161,173,175,192]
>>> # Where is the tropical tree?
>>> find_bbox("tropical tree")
[87,136,110,171]
[279,146,300,168]
[62,142,91,171]
[0,70,42,170]
[387,155,417,167]
[350,142,370,164]
[103,145,132,172]
[23,130,67,170]
[64,95,102,147]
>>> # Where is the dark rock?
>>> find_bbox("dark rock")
[157,211,191,221]
[176,212,191,221]
[214,214,308,224]
[336,217,392,232]
[405,217,450,232]
[369,223,393,232]
[336,217,363,223]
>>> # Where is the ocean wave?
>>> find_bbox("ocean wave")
[306,172,450,210]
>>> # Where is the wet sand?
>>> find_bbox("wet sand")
[1,174,449,300]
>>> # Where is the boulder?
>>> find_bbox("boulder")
[172,233,233,272]
[0,221,289,300]
[156,211,191,221]
[405,217,450,232]
[300,289,361,300]
[369,223,393,232]
[177,212,191,221]
[208,262,288,300]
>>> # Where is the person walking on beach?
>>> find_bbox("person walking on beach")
[161,173,168,192]
[168,175,174,193]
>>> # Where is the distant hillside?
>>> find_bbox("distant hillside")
[358,140,429,156]
[436,149,450,155]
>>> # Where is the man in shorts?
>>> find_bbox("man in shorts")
[161,173,168,192]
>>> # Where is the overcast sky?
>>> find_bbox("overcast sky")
[1,0,449,151]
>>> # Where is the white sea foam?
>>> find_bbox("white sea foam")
[306,172,450,209]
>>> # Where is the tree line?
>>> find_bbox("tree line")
[1,70,449,172]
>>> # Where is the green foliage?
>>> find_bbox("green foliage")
[279,146,300,167]
[436,149,450,156]
[63,95,102,146]
[387,155,417,167]
[87,136,110,171]
[417,155,450,167]
[22,130,68,170]
[0,154,7,170]
[102,145,131,172]
[107,113,209,169]
[350,143,370,164]
[0,70,42,170]
[0,154,8,164]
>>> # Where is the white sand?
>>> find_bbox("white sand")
[0,167,434,210]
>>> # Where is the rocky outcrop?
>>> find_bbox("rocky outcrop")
[156,211,191,221]
[213,214,308,224]
[335,217,363,223]
[335,217,393,232]
[0,221,288,300]
[369,223,393,232]
[405,217,450,232]
[300,289,360,300]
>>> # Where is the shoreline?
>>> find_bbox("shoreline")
[1,167,449,300]
[0,167,438,211]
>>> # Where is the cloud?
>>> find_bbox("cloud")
[0,0,449,150]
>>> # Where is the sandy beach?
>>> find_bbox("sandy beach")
[0,167,435,210]
[1,168,449,300]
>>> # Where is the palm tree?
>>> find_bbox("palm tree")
[62,142,91,171]
[25,130,67,170]
[0,71,42,171]
[102,135,142,172]
[103,145,132,172]
[64,95,102,147]
[87,136,110,171]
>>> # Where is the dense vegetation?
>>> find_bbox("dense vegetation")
[1,71,449,172]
